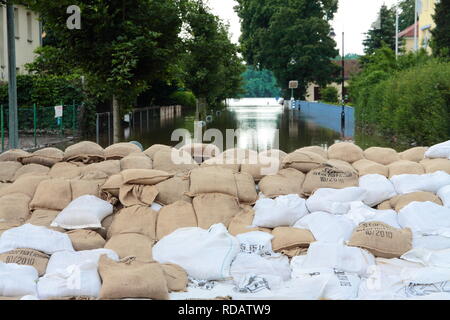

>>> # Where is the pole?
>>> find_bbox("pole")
[1,105,4,152]
[414,0,418,51]
[341,31,345,128]
[96,113,100,145]
[60,102,64,137]
[33,104,37,147]
[6,3,18,149]
[107,112,111,146]
[395,8,399,58]
[72,100,76,134]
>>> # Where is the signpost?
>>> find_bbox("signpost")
[55,104,63,136]
[289,81,298,109]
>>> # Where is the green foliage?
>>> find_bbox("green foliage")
[320,86,339,104]
[235,0,339,98]
[398,0,415,31]
[241,67,281,97]
[170,90,197,109]
[363,5,396,55]
[431,0,450,58]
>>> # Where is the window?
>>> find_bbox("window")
[14,7,19,39]
[27,12,32,42]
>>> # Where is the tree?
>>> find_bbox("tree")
[235,0,339,98]
[320,86,338,104]
[242,67,281,97]
[398,0,415,31]
[363,5,396,55]
[431,0,450,57]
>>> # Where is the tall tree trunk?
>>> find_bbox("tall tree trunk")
[112,95,121,144]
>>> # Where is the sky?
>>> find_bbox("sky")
[208,0,400,55]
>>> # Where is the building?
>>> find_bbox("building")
[0,4,42,81]
[305,59,362,103]
[398,22,418,53]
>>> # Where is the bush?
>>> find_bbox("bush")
[170,90,196,109]
[320,86,339,104]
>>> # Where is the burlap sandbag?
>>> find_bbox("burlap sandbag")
[30,178,72,211]
[101,174,123,197]
[420,158,450,174]
[153,149,199,174]
[326,159,354,170]
[64,141,105,163]
[107,205,158,241]
[188,167,238,198]
[400,147,428,163]
[98,214,115,239]
[26,209,64,232]
[119,184,159,207]
[221,148,259,162]
[121,169,172,185]
[0,149,30,162]
[387,160,425,178]
[0,174,47,198]
[235,172,258,205]
[258,168,305,198]
[0,221,21,236]
[13,164,50,181]
[49,162,82,179]
[0,183,9,192]
[156,201,197,241]
[259,149,288,161]
[280,247,309,258]
[98,255,169,300]
[19,148,64,167]
[240,155,281,182]
[200,155,241,173]
[143,144,173,160]
[66,230,106,251]
[179,143,220,162]
[193,193,241,229]
[161,263,188,293]
[271,227,315,252]
[364,147,400,165]
[352,159,389,177]
[302,163,359,196]
[104,234,154,260]
[104,143,141,160]
[348,222,412,258]
[377,200,393,210]
[0,248,49,276]
[70,179,101,200]
[327,142,364,163]
[120,153,153,170]
[0,161,22,182]
[295,146,328,159]
[83,160,121,177]
[390,191,443,212]
[0,193,31,223]
[227,205,272,236]
[282,151,327,173]
[155,176,191,205]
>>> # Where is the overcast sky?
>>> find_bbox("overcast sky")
[208,0,400,55]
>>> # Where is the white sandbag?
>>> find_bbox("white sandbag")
[437,185,450,208]
[152,223,239,281]
[398,201,450,237]
[46,249,119,274]
[299,241,375,276]
[401,247,450,268]
[390,171,450,194]
[413,235,450,251]
[306,187,367,215]
[37,262,101,299]
[252,194,308,228]
[293,212,355,243]
[236,231,274,256]
[359,174,397,207]
[425,140,450,159]
[344,202,400,229]
[0,262,38,297]
[0,224,74,254]
[51,195,113,230]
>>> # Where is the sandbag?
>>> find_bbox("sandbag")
[344,202,400,229]
[352,159,388,177]
[0,149,30,162]
[193,193,241,229]
[390,192,443,212]
[143,144,172,160]
[420,158,450,174]
[121,169,172,185]
[259,149,288,161]
[221,148,258,162]
[153,149,198,174]
[0,221,21,237]
[83,160,121,177]
[19,148,63,167]
[64,141,105,163]
[235,172,258,205]
[364,147,400,165]
[302,163,359,196]
[46,249,119,274]
[327,142,364,163]
[236,231,274,255]
[240,155,281,181]
[101,174,123,197]
[161,263,188,292]
[51,195,113,230]
[0,161,22,182]
[98,255,169,300]
[0,193,31,223]
[258,168,305,198]
[13,164,49,181]
[70,179,101,200]
[153,223,240,281]
[104,142,141,160]
[25,210,63,232]
[348,222,412,258]
[390,171,450,194]
[306,187,366,215]
[359,174,397,207]
[377,200,393,211]
[0,248,49,276]
[424,140,450,159]
[107,205,158,241]
[438,185,450,208]
[156,201,197,241]
[227,206,272,236]
[400,147,428,162]
[282,151,326,173]
[295,146,327,159]
[188,167,238,198]
[179,143,220,162]
[119,184,159,207]
[155,176,191,205]
[67,230,106,251]
[104,233,154,260]
[271,227,315,252]
[399,201,450,237]
[120,153,153,170]
[49,162,82,179]
[0,262,38,297]
[200,155,241,173]
[253,194,309,228]
[387,160,425,178]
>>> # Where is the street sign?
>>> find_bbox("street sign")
[54,105,63,118]
[289,81,298,89]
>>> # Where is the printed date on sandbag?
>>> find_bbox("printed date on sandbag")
[178,304,271,318]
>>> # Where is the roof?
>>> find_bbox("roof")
[332,59,362,80]
[399,22,419,38]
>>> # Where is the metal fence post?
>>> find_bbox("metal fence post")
[96,113,100,145]
[107,112,111,146]
[72,100,76,134]
[33,104,37,148]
